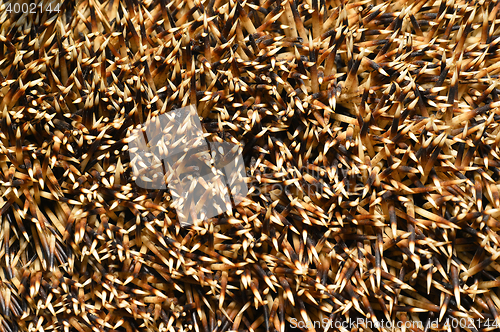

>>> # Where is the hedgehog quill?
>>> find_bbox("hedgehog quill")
[1,0,500,331]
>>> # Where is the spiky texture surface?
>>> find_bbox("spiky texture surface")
[1,0,500,331]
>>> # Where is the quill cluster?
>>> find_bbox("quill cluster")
[1,0,500,331]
